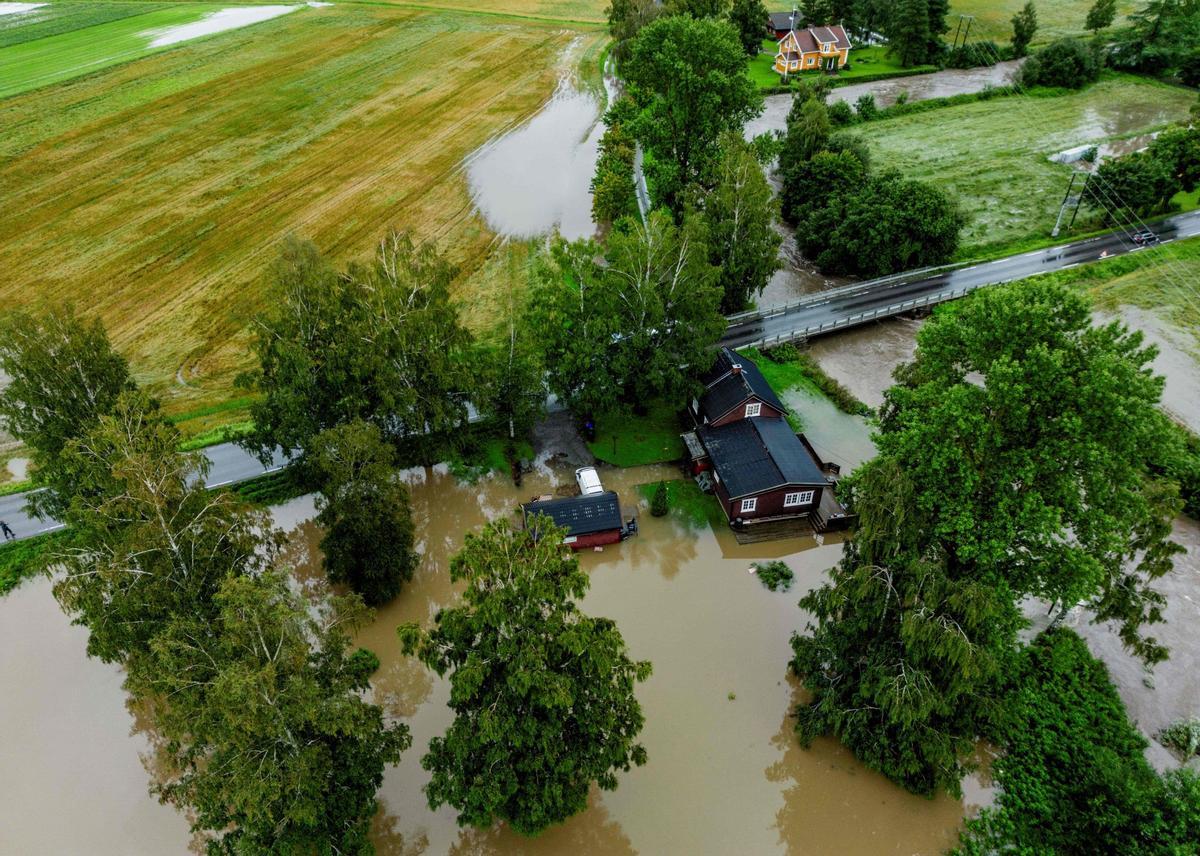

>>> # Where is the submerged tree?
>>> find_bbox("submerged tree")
[308,420,418,606]
[399,517,650,835]
[241,231,473,463]
[791,279,1183,796]
[0,305,136,519]
[132,571,410,853]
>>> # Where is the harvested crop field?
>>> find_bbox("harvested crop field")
[0,2,605,412]
[851,76,1195,256]
[949,0,1138,43]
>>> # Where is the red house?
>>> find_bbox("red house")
[522,491,631,550]
[684,349,854,533]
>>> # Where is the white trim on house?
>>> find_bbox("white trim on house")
[740,497,757,513]
[745,401,762,418]
[784,489,816,508]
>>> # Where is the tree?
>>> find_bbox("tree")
[666,0,728,17]
[1010,1,1038,57]
[1018,37,1099,88]
[1179,46,1200,85]
[530,211,722,416]
[791,279,1183,795]
[131,571,409,853]
[801,170,965,276]
[802,0,834,26]
[1111,0,1200,75]
[1085,0,1118,32]
[606,0,662,60]
[780,147,868,225]
[650,481,669,516]
[591,107,640,226]
[241,232,473,463]
[624,15,763,212]
[1149,124,1200,194]
[925,0,950,60]
[729,0,769,56]
[697,134,781,313]
[778,96,832,181]
[307,420,418,606]
[1084,149,1178,219]
[398,517,650,835]
[473,283,546,444]
[0,305,135,519]
[52,390,273,668]
[889,0,932,67]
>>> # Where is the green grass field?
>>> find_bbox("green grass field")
[588,402,686,467]
[851,75,1196,256]
[0,1,172,49]
[0,2,604,416]
[948,0,1139,43]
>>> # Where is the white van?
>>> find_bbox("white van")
[575,466,603,496]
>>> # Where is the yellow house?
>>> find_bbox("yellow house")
[774,25,852,75]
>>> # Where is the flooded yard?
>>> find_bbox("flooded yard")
[0,453,983,854]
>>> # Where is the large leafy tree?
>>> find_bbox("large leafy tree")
[1010,1,1038,57]
[0,305,136,519]
[781,148,869,225]
[889,0,932,67]
[530,211,723,416]
[241,231,473,463]
[131,571,410,854]
[697,134,781,313]
[1111,0,1200,74]
[474,282,546,444]
[792,279,1184,795]
[1084,149,1177,220]
[777,96,831,192]
[728,0,768,56]
[1085,0,1118,32]
[666,0,729,17]
[398,517,650,835]
[52,390,272,667]
[624,15,763,212]
[606,0,662,59]
[307,420,418,606]
[800,170,965,276]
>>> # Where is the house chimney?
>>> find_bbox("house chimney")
[731,363,743,376]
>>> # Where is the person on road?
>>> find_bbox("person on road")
[0,520,14,542]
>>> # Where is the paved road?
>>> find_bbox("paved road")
[721,210,1200,349]
[0,444,287,543]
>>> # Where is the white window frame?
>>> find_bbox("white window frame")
[740,497,757,514]
[745,401,762,418]
[784,490,815,508]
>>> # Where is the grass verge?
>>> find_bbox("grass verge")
[588,401,685,467]
[636,479,725,529]
[0,530,68,597]
[740,346,872,417]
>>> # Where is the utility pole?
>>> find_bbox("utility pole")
[1051,173,1077,238]
[1067,174,1091,231]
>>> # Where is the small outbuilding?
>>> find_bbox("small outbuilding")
[522,491,634,550]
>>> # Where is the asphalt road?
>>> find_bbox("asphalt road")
[0,444,287,543]
[721,210,1200,349]
[5,214,1198,543]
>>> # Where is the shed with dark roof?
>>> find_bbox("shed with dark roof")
[522,491,625,549]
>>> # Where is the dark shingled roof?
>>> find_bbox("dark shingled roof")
[768,10,800,30]
[522,491,622,536]
[698,348,786,423]
[698,418,827,498]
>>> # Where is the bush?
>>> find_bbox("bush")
[753,560,794,591]
[1180,47,1200,87]
[853,93,877,120]
[826,99,855,127]
[1019,38,1099,89]
[765,341,801,362]
[945,40,1004,69]
[650,481,669,517]
[1159,718,1200,760]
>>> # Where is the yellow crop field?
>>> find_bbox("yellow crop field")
[0,3,606,416]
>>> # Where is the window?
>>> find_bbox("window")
[784,490,815,507]
[740,497,757,514]
[745,401,762,418]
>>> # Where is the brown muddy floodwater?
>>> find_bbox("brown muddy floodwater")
[0,451,984,855]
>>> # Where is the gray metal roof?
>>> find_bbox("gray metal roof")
[698,418,826,498]
[522,491,622,536]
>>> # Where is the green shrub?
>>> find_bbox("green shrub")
[753,560,794,591]
[765,342,801,363]
[854,93,878,120]
[650,481,669,517]
[826,100,855,127]
[1160,718,1200,760]
[1019,38,1100,89]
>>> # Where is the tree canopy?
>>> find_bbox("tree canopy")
[399,517,650,835]
[729,0,769,56]
[1010,1,1038,57]
[1085,0,1118,32]
[241,232,473,463]
[791,279,1183,796]
[530,210,723,416]
[624,15,763,212]
[1019,37,1100,88]
[308,420,419,606]
[0,305,135,518]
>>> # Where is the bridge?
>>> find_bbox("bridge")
[720,210,1200,350]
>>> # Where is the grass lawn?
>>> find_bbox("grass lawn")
[636,478,726,529]
[0,531,68,598]
[588,401,686,467]
[850,75,1195,257]
[0,4,602,419]
[749,43,935,91]
[949,0,1139,43]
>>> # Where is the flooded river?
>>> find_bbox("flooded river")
[0,446,986,854]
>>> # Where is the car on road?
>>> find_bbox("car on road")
[1131,230,1159,245]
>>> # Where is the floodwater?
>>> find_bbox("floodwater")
[780,385,876,471]
[0,450,983,854]
[759,220,853,306]
[466,51,618,241]
[746,61,1022,139]
[806,317,924,409]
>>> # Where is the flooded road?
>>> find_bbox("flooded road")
[0,454,981,854]
[466,50,616,241]
[746,61,1022,139]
